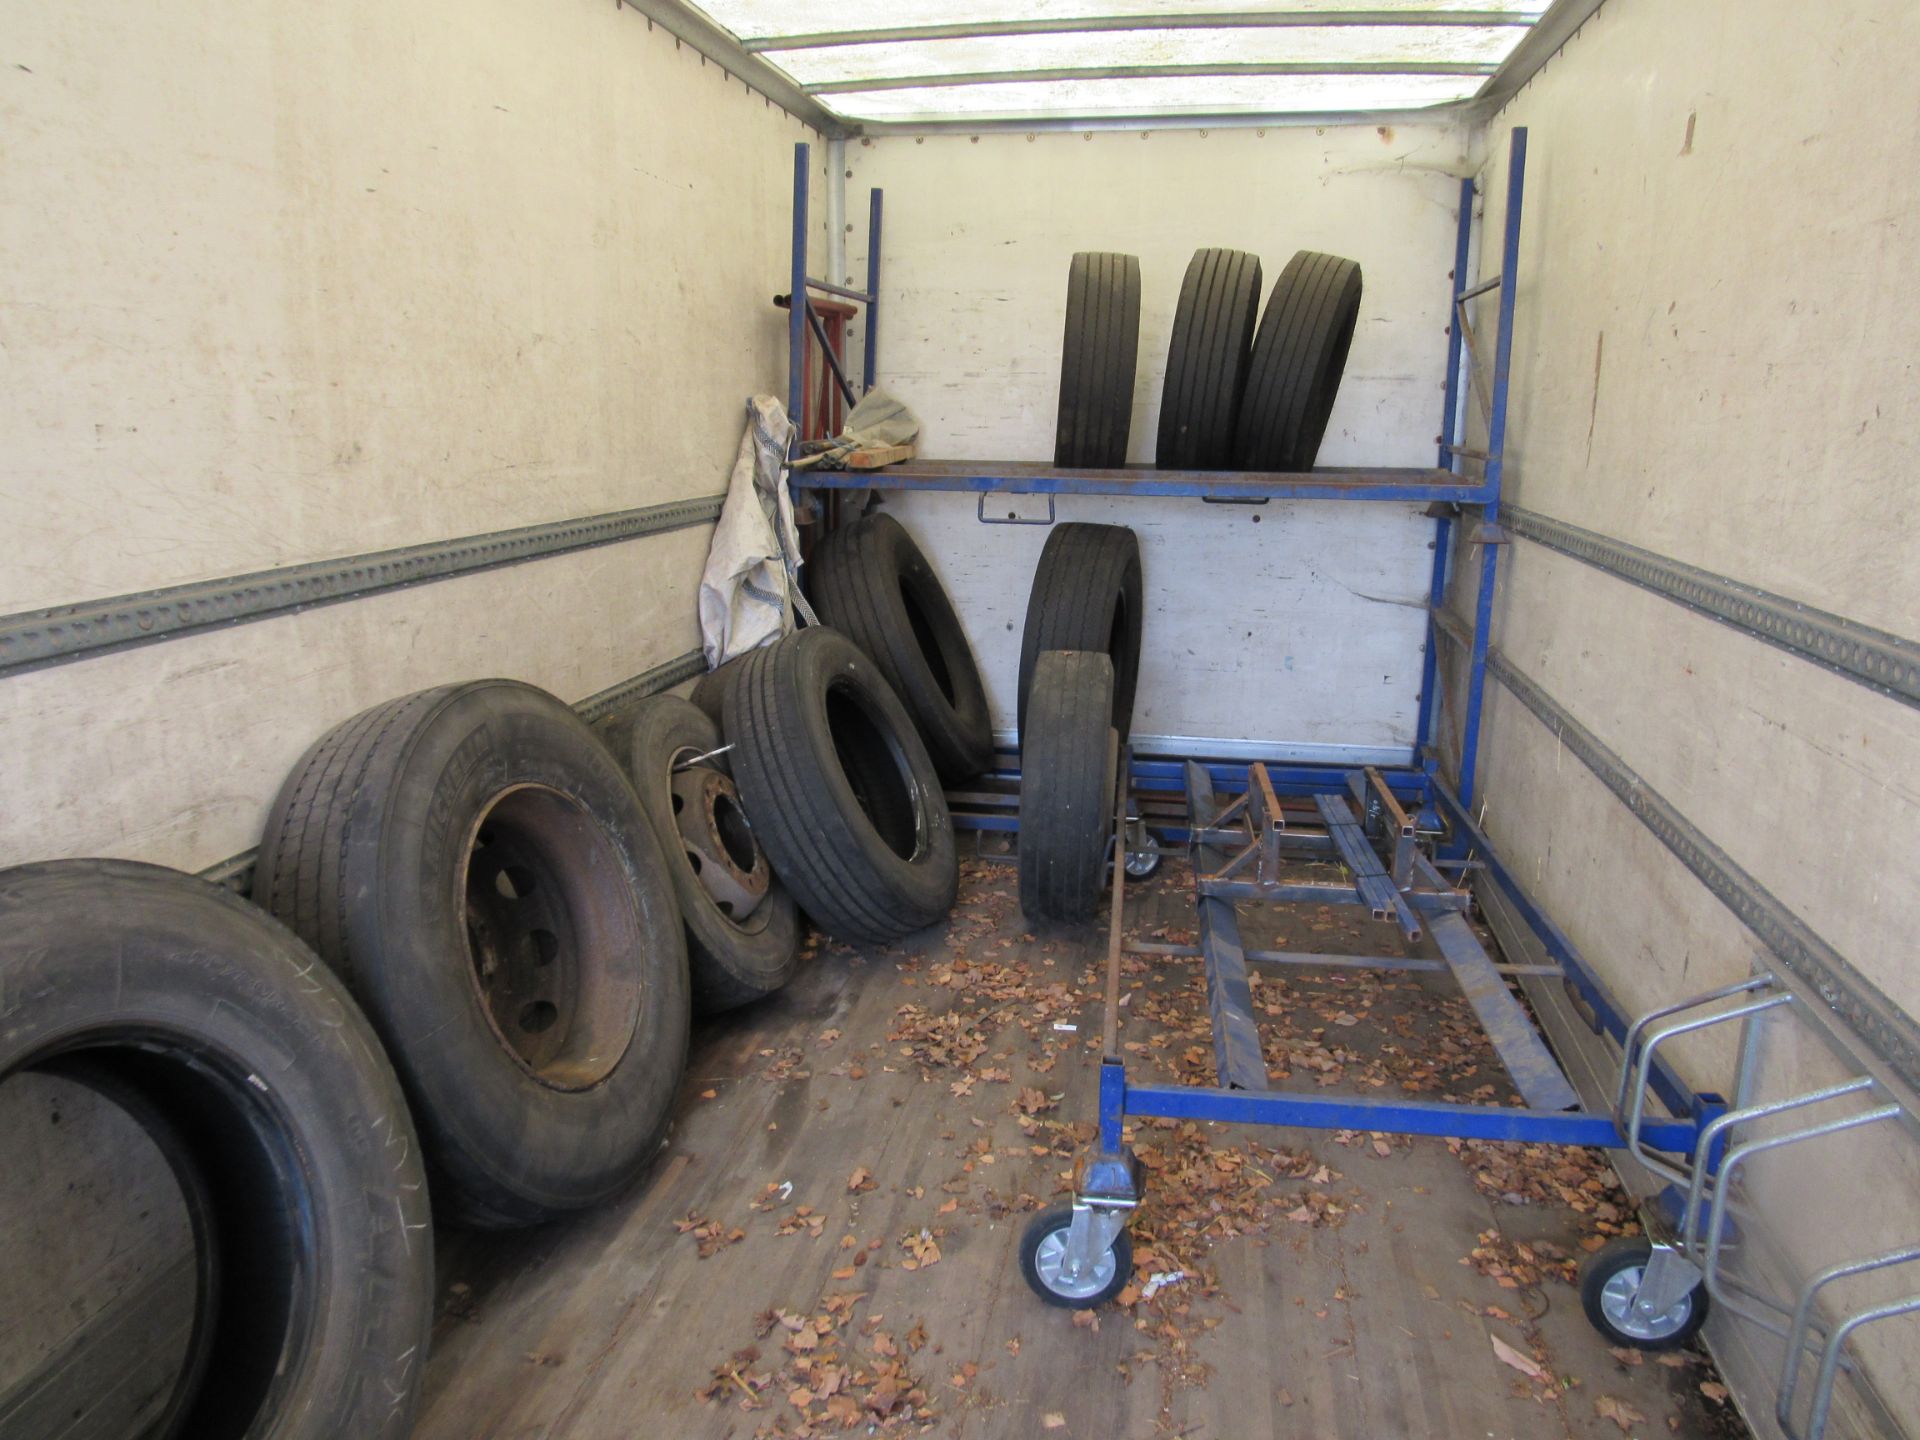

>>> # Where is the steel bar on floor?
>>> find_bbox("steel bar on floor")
[1428,909,1580,1111]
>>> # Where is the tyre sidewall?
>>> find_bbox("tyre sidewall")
[0,860,432,1440]
[626,695,800,1013]
[347,683,689,1216]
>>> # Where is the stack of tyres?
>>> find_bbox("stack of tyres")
[1016,523,1145,923]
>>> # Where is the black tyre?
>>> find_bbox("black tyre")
[723,627,958,944]
[1016,522,1144,743]
[1156,247,1263,470]
[807,511,994,781]
[626,694,801,1013]
[690,652,753,732]
[258,679,691,1228]
[1579,1238,1709,1350]
[1055,251,1142,468]
[0,860,432,1440]
[1020,651,1118,923]
[1018,1204,1134,1309]
[1235,250,1363,471]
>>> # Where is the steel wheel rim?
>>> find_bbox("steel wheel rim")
[1600,1263,1691,1340]
[1034,1228,1115,1300]
[459,783,644,1091]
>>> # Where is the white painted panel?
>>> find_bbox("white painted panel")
[0,525,709,873]
[0,0,825,611]
[846,124,1466,745]
[884,491,1432,756]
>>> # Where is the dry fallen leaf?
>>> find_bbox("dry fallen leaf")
[1595,1395,1647,1432]
[1490,1333,1548,1383]
[1700,1381,1729,1404]
[1042,1415,1067,1430]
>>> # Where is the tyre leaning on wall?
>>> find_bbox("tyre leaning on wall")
[0,859,434,1440]
[1016,522,1144,745]
[723,627,958,945]
[1156,246,1263,470]
[1019,651,1118,924]
[1054,251,1142,469]
[625,694,801,1014]
[807,511,995,781]
[258,679,691,1229]
[1235,250,1363,472]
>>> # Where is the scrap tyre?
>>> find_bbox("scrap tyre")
[1579,1238,1709,1350]
[1017,522,1144,743]
[689,652,753,732]
[723,627,958,944]
[626,695,801,1014]
[0,860,433,1440]
[1020,651,1117,923]
[1019,1204,1134,1309]
[1054,251,1142,468]
[807,511,994,780]
[258,679,691,1229]
[1235,250,1364,471]
[1156,247,1263,469]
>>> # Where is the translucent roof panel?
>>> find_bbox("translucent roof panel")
[701,1,1551,40]
[770,28,1521,91]
[687,1,1548,124]
[824,73,1489,123]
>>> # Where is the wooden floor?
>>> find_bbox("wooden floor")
[415,857,1744,1440]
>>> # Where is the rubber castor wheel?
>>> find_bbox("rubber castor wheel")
[1016,522,1144,744]
[806,511,994,781]
[626,694,801,1014]
[723,627,958,944]
[1579,1237,1709,1350]
[1019,1203,1134,1309]
[258,679,691,1228]
[1236,250,1363,472]
[1055,251,1142,468]
[1157,247,1263,470]
[0,859,434,1439]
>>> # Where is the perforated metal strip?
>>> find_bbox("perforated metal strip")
[1505,505,1920,710]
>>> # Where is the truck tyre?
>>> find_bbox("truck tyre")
[806,511,994,781]
[258,680,691,1229]
[1235,250,1363,471]
[1017,522,1144,744]
[1020,652,1118,923]
[690,652,753,731]
[626,695,801,1013]
[723,627,958,944]
[1055,252,1142,468]
[1156,247,1263,469]
[0,859,433,1440]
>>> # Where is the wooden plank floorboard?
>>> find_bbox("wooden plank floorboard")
[414,862,1739,1440]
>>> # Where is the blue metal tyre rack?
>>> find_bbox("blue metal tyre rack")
[778,131,1918,1413]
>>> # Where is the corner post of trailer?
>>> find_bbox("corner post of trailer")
[1457,126,1527,811]
[1416,173,1480,769]
[788,141,809,429]
[863,187,884,393]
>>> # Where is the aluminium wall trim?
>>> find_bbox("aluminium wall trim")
[1483,646,1920,1100]
[617,0,847,135]
[1504,505,1920,711]
[196,645,711,895]
[0,496,723,681]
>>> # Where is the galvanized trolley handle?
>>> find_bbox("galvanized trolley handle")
[1611,972,1920,1440]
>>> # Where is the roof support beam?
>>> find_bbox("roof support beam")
[614,0,848,134]
[744,10,1538,53]
[806,60,1498,95]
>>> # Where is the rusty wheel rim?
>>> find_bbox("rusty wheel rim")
[459,784,643,1091]
[668,749,771,924]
